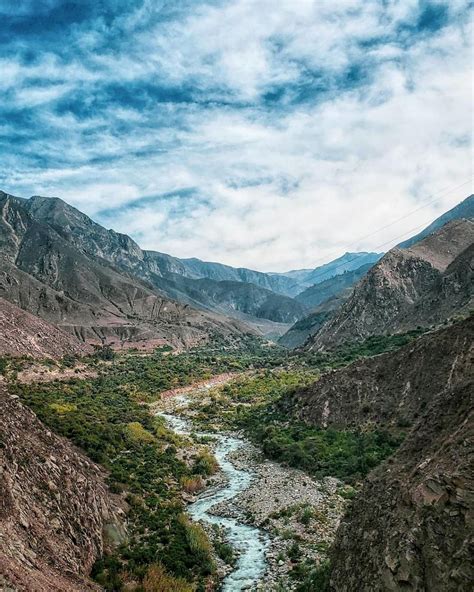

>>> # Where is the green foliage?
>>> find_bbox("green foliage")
[192,451,218,476]
[10,358,218,589]
[292,559,331,592]
[0,357,8,375]
[214,541,236,565]
[92,344,116,360]
[254,423,403,483]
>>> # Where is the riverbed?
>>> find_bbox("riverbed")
[155,387,346,592]
[158,409,269,591]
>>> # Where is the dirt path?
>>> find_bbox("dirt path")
[151,372,242,402]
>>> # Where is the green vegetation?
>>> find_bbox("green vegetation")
[9,352,227,591]
[292,559,331,592]
[256,423,403,483]
[188,368,403,483]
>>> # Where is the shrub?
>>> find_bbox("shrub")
[192,451,218,476]
[143,564,195,592]
[180,476,204,494]
[49,402,78,414]
[124,422,157,445]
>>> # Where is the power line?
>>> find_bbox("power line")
[302,193,472,286]
[294,177,473,283]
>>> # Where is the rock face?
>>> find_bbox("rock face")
[329,361,473,589]
[0,297,90,358]
[291,316,473,429]
[0,386,125,591]
[307,218,474,350]
[0,192,251,348]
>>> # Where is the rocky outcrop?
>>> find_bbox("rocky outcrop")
[0,386,125,591]
[307,219,474,350]
[0,297,90,358]
[291,316,473,429]
[329,370,473,591]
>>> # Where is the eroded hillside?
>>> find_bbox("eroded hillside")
[0,386,125,592]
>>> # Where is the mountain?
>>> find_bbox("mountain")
[398,193,474,249]
[0,192,251,349]
[272,252,382,288]
[305,217,474,350]
[6,192,305,336]
[172,257,301,296]
[292,317,473,591]
[294,262,374,308]
[278,263,376,348]
[0,385,125,591]
[278,296,342,349]
[0,297,91,358]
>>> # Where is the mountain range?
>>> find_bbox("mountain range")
[0,190,472,355]
[282,194,474,349]
[0,190,379,352]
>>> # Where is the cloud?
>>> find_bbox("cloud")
[0,0,472,271]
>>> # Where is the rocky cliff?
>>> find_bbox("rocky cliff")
[307,218,474,350]
[0,386,125,591]
[329,340,473,590]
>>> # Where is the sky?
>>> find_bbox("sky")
[0,0,472,272]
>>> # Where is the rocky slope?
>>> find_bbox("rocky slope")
[306,218,474,350]
[287,317,473,591]
[290,315,473,429]
[9,193,304,334]
[0,192,251,348]
[278,296,342,349]
[329,376,473,591]
[398,193,473,248]
[278,262,376,348]
[0,297,90,358]
[0,385,125,592]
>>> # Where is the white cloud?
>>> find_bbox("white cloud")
[2,0,472,271]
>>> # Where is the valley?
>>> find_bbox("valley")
[1,2,473,590]
[0,191,472,592]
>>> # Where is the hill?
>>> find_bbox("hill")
[0,385,124,591]
[0,297,91,358]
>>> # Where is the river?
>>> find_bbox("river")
[158,409,269,591]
